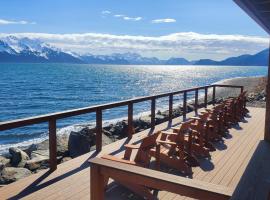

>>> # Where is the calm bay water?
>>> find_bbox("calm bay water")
[0,63,267,151]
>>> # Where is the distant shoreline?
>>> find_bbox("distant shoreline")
[0,62,268,67]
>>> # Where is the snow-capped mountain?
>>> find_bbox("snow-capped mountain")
[0,36,84,63]
[0,36,268,66]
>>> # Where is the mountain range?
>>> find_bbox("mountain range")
[0,36,268,66]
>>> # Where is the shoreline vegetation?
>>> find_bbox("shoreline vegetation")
[0,76,267,185]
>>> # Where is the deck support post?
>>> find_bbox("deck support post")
[183,91,187,120]
[90,164,105,200]
[96,109,102,152]
[49,119,57,171]
[151,98,156,129]
[128,103,134,138]
[264,42,270,142]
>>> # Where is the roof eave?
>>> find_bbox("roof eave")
[234,0,270,35]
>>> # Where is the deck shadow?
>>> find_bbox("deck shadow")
[198,157,215,172]
[8,155,92,200]
[231,141,270,200]
[231,123,243,130]
[213,140,227,150]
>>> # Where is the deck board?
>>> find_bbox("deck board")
[0,107,269,200]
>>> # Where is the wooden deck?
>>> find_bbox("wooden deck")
[0,107,269,200]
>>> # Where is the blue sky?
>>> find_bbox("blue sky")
[0,0,269,60]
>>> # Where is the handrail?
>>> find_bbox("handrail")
[0,84,244,170]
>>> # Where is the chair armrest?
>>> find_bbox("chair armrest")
[190,116,201,120]
[156,140,177,145]
[124,144,140,149]
[161,131,177,135]
[201,109,212,113]
[172,127,180,132]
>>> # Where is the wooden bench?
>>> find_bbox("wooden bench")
[89,157,233,200]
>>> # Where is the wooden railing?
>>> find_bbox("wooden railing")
[0,84,243,171]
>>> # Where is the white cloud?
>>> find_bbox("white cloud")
[101,10,111,15]
[112,14,142,21]
[151,18,176,23]
[114,14,125,18]
[1,32,268,60]
[123,16,142,21]
[0,19,36,25]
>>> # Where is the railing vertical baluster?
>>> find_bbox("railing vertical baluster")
[212,86,216,105]
[96,109,102,152]
[169,94,173,121]
[151,98,156,129]
[204,87,208,108]
[49,119,57,171]
[183,91,187,120]
[195,89,198,114]
[128,102,134,138]
[241,86,244,93]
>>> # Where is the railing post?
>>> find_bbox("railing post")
[169,94,173,121]
[96,109,102,152]
[128,102,134,138]
[241,86,244,93]
[183,91,187,120]
[151,98,156,129]
[195,89,198,114]
[212,86,216,105]
[204,87,208,108]
[49,119,57,171]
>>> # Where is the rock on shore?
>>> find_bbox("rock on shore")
[0,167,32,184]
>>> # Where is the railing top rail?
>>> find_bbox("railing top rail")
[212,84,243,88]
[0,84,242,131]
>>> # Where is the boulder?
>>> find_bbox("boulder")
[0,167,31,184]
[139,115,151,126]
[9,147,30,167]
[160,110,169,117]
[155,114,166,124]
[23,144,38,156]
[187,104,194,112]
[25,150,49,171]
[61,157,72,163]
[108,121,128,137]
[68,127,94,158]
[0,156,10,171]
[56,134,69,156]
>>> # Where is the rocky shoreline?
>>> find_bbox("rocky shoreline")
[0,76,267,185]
[0,100,207,185]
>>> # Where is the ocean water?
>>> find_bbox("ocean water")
[0,63,267,152]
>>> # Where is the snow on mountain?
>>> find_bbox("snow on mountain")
[0,36,59,59]
[0,35,268,66]
[0,36,84,63]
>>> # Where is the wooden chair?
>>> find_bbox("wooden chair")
[200,104,228,138]
[150,130,192,175]
[150,120,197,174]
[224,91,248,124]
[189,116,215,153]
[197,112,223,142]
[101,133,160,200]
